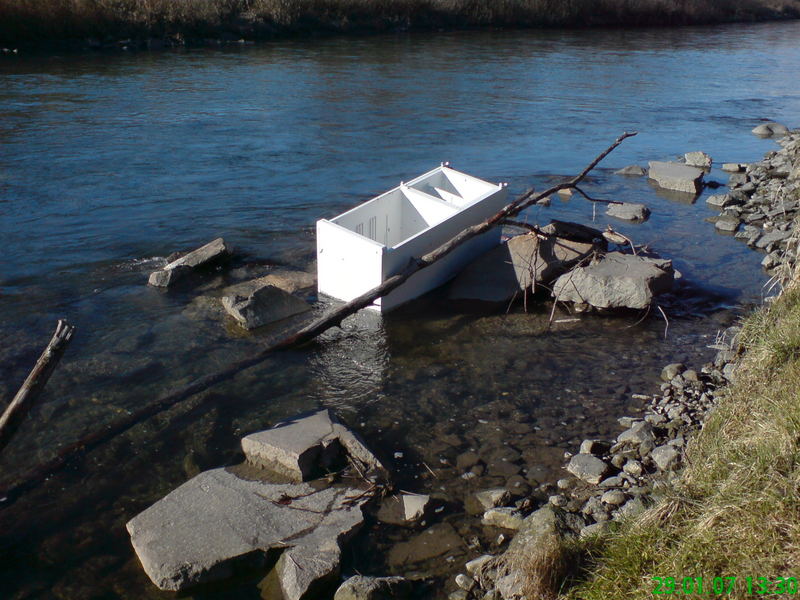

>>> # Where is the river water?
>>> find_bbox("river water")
[2,21,800,599]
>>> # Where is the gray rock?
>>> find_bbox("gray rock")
[755,230,790,250]
[617,422,655,445]
[651,445,680,471]
[126,468,367,596]
[606,202,650,222]
[648,161,704,194]
[752,122,790,137]
[613,496,646,519]
[334,575,412,600]
[579,439,611,456]
[475,488,512,511]
[222,283,311,330]
[599,475,625,488]
[661,363,685,381]
[722,163,746,173]
[684,151,712,168]
[706,194,735,208]
[455,573,474,591]
[456,451,481,470]
[579,521,611,538]
[566,454,610,485]
[465,554,494,576]
[148,238,232,287]
[482,507,525,530]
[623,459,643,477]
[600,490,627,506]
[377,493,431,526]
[714,215,740,233]
[552,252,674,310]
[615,165,647,176]
[448,228,600,303]
[241,409,388,483]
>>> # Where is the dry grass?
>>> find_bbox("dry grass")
[563,268,800,599]
[1,0,799,45]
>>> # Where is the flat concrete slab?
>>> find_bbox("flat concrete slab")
[648,161,704,194]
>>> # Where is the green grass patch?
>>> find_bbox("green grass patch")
[565,285,800,600]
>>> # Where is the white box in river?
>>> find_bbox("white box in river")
[316,164,508,312]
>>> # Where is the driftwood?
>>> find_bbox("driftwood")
[0,132,636,507]
[0,320,75,455]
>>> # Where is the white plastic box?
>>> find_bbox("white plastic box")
[316,165,508,312]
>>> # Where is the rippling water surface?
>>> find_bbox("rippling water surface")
[2,21,800,599]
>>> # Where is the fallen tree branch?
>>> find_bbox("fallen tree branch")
[0,132,636,507]
[0,320,75,455]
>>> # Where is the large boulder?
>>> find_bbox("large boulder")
[222,282,311,329]
[448,222,603,303]
[148,238,232,287]
[551,252,674,310]
[241,409,389,483]
[126,468,369,598]
[752,122,790,137]
[648,161,704,194]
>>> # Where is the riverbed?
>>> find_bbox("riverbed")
[2,21,800,599]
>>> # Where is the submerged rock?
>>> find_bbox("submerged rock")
[551,252,674,310]
[126,468,368,597]
[221,282,311,330]
[148,238,232,287]
[377,493,431,526]
[606,202,650,222]
[387,522,465,568]
[648,161,704,194]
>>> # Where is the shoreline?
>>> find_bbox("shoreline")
[451,127,800,600]
[2,2,800,53]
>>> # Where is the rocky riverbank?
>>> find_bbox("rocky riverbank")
[441,125,800,600]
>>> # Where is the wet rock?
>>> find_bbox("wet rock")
[722,163,746,173]
[377,493,431,526]
[752,122,790,137]
[241,409,388,483]
[648,161,704,194]
[334,575,412,600]
[482,508,525,531]
[706,194,736,208]
[126,468,367,596]
[258,270,316,294]
[456,451,481,471]
[650,445,680,471]
[475,489,512,511]
[222,282,311,330]
[552,252,674,310]
[684,151,712,168]
[448,226,600,303]
[566,454,610,485]
[148,238,232,287]
[606,202,650,222]
[388,523,464,567]
[714,215,740,233]
[615,165,646,176]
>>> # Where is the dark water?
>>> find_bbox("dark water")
[2,21,800,599]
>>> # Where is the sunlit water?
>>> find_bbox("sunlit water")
[2,21,800,599]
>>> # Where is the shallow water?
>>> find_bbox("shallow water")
[2,21,800,599]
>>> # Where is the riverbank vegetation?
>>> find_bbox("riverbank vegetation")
[561,255,800,598]
[1,0,799,46]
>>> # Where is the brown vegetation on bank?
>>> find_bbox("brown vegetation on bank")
[1,0,799,46]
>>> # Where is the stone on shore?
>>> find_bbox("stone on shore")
[551,252,674,310]
[241,409,388,483]
[606,202,650,222]
[334,576,412,600]
[482,507,525,530]
[377,493,431,526]
[752,122,790,137]
[221,282,311,330]
[474,488,512,511]
[706,194,736,208]
[651,444,680,471]
[448,223,602,303]
[566,453,610,485]
[148,238,232,287]
[714,215,740,233]
[684,151,712,168]
[126,468,368,597]
[648,161,704,194]
[722,163,746,173]
[614,165,646,176]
